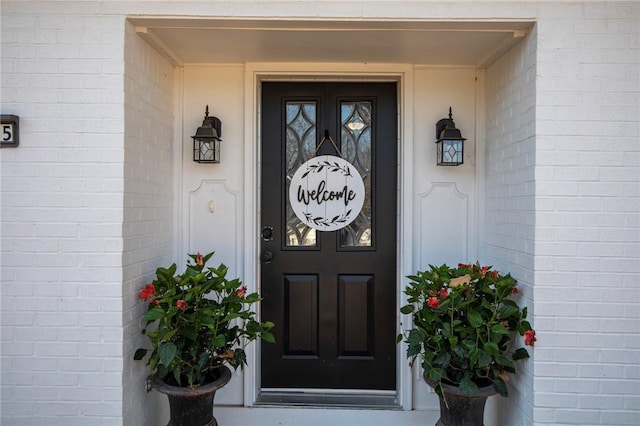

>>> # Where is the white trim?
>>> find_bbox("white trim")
[173,66,185,261]
[214,406,435,426]
[475,68,487,260]
[242,62,414,410]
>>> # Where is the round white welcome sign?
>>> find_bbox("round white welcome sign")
[289,155,365,232]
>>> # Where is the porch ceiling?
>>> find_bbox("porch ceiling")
[129,18,533,67]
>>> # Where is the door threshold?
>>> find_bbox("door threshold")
[256,388,400,409]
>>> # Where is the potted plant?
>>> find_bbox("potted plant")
[398,263,536,426]
[134,252,274,426]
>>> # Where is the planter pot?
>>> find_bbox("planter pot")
[150,366,232,426]
[426,376,497,426]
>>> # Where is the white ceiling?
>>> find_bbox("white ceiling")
[129,18,533,67]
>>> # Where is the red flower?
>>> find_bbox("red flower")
[511,286,520,295]
[524,330,537,346]
[439,288,449,298]
[458,263,471,268]
[196,252,203,267]
[236,285,247,298]
[427,297,439,309]
[176,300,187,311]
[138,283,156,301]
[480,266,489,276]
[490,270,499,279]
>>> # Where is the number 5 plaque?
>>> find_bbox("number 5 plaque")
[1,115,19,148]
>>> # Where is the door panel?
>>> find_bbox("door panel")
[261,82,397,390]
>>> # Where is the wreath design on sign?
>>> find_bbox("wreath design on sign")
[289,155,365,232]
[301,160,352,178]
[302,210,353,228]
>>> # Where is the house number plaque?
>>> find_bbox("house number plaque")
[1,115,19,148]
[289,155,365,232]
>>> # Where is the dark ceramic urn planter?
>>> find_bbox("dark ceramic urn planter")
[427,377,497,426]
[150,366,232,426]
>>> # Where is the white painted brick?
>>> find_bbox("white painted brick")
[59,387,121,402]
[0,400,36,418]
[555,379,600,394]
[78,402,122,417]
[35,402,81,417]
[600,379,640,395]
[79,343,123,358]
[34,372,79,387]
[554,409,602,425]
[537,393,580,408]
[79,373,122,387]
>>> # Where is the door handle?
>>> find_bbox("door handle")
[262,226,274,241]
[261,250,273,264]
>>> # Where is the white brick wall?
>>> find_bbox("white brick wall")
[532,2,640,425]
[121,21,175,426]
[1,2,126,424]
[484,24,538,426]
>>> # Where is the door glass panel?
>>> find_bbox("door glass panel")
[340,101,372,247]
[285,101,317,247]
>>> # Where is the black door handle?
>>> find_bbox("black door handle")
[262,226,274,241]
[261,250,273,264]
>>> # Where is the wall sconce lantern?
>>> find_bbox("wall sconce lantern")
[192,105,222,163]
[435,107,466,166]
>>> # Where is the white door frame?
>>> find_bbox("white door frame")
[242,62,415,410]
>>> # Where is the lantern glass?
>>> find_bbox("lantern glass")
[437,139,463,166]
[193,138,220,163]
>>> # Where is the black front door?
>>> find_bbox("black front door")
[260,82,397,390]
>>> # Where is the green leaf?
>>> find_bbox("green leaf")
[407,329,426,345]
[261,332,276,344]
[244,293,261,303]
[519,320,532,334]
[133,348,148,360]
[181,328,197,341]
[425,368,443,383]
[160,328,178,342]
[512,347,530,361]
[197,351,209,371]
[173,366,182,386]
[202,308,220,316]
[400,305,415,314]
[497,300,520,319]
[433,352,451,367]
[491,323,509,335]
[467,310,483,328]
[495,353,514,369]
[406,343,422,358]
[478,351,492,368]
[396,334,404,344]
[143,307,166,321]
[484,341,500,356]
[213,334,226,347]
[224,312,242,321]
[459,376,480,395]
[157,342,177,367]
[493,376,509,397]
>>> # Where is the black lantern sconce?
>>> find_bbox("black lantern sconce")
[192,105,222,163]
[435,107,466,166]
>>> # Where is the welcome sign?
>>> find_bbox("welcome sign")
[289,155,365,232]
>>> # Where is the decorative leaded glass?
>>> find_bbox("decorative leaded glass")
[285,102,317,246]
[340,101,372,247]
